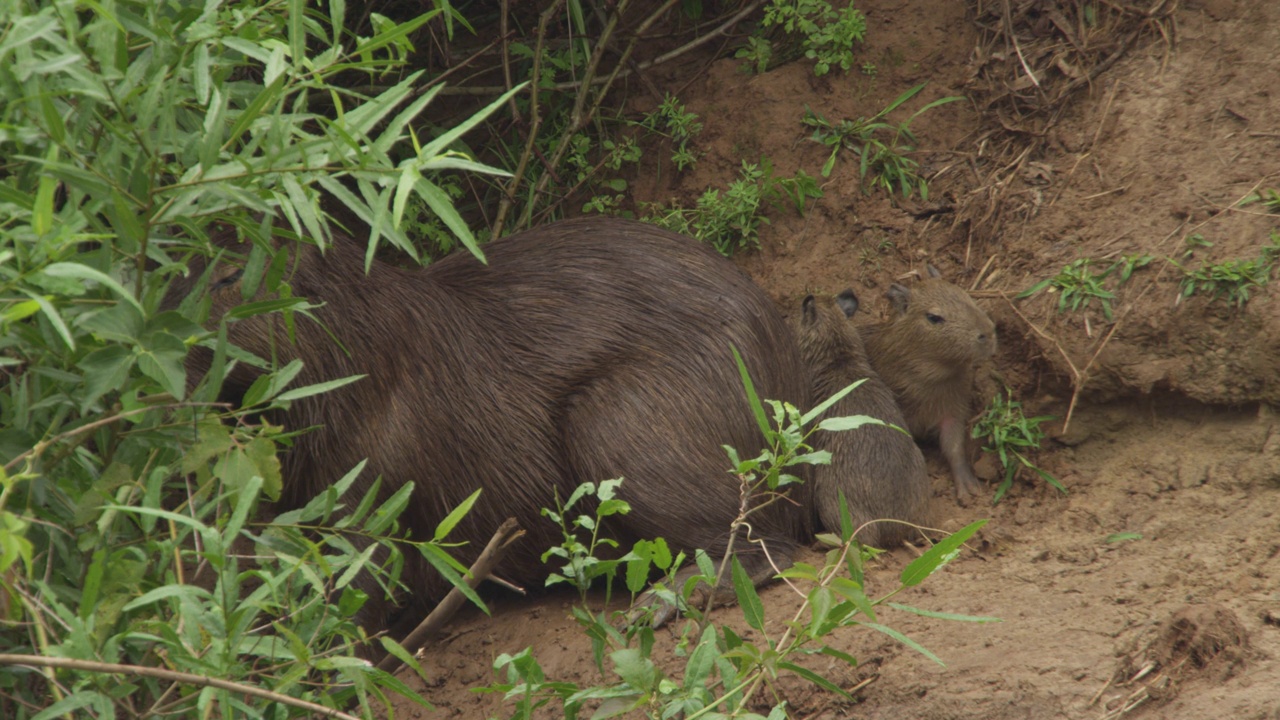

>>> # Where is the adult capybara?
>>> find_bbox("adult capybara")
[795,290,930,548]
[170,217,812,629]
[859,266,996,500]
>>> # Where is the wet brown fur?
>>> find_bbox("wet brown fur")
[795,291,930,547]
[859,269,996,499]
[171,217,812,629]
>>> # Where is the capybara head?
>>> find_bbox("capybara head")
[881,265,996,379]
[797,289,874,396]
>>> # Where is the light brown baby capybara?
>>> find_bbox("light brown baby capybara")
[860,267,996,500]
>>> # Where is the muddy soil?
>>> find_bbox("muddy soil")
[393,1,1280,717]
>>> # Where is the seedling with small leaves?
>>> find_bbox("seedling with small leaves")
[1174,236,1279,308]
[1240,187,1280,214]
[802,83,963,199]
[973,391,1063,503]
[1018,258,1117,320]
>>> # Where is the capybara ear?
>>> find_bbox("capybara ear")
[886,283,911,314]
[834,289,859,319]
[926,264,942,279]
[801,294,818,323]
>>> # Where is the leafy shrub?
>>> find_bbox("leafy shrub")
[972,391,1062,503]
[0,1,514,716]
[803,83,963,199]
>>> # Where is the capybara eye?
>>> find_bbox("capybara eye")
[926,312,945,325]
[210,269,244,292]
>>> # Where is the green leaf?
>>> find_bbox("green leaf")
[434,488,481,541]
[886,602,1001,623]
[817,414,885,432]
[800,378,864,425]
[863,621,946,666]
[44,261,143,313]
[731,344,770,440]
[122,583,213,612]
[900,519,986,587]
[136,331,188,399]
[31,691,109,720]
[77,345,135,410]
[1105,532,1143,543]
[683,623,718,691]
[610,647,659,692]
[275,373,366,403]
[777,661,853,700]
[22,291,74,350]
[731,555,765,631]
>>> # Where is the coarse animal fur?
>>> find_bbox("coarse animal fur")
[859,267,996,500]
[795,290,930,547]
[170,217,813,630]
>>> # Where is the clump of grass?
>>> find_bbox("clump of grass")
[1017,258,1117,320]
[972,391,1063,504]
[802,83,964,200]
[1239,187,1280,214]
[1173,233,1280,308]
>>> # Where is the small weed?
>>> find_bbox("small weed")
[1111,252,1153,284]
[1174,238,1279,307]
[480,356,994,719]
[1239,187,1280,214]
[1181,232,1213,259]
[641,93,703,171]
[748,0,868,76]
[735,35,773,74]
[972,390,1063,503]
[642,159,823,255]
[802,83,963,199]
[861,60,878,76]
[1017,258,1117,320]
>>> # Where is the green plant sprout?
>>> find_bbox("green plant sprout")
[972,391,1063,503]
[802,83,964,199]
[641,160,823,256]
[1017,258,1117,320]
[1239,187,1280,214]
[641,93,704,171]
[760,0,868,76]
[1173,236,1280,307]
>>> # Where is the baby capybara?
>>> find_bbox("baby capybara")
[795,290,930,547]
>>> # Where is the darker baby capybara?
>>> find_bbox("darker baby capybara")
[794,290,930,548]
[171,217,813,629]
[859,267,997,500]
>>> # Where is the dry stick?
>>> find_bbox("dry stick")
[440,0,765,97]
[517,0,640,230]
[378,518,526,676]
[999,0,1041,92]
[491,0,565,239]
[0,654,363,720]
[500,0,519,123]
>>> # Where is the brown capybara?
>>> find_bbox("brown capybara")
[795,290,930,548]
[169,217,812,630]
[859,267,997,500]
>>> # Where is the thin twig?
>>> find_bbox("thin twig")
[0,654,362,720]
[4,402,228,473]
[381,518,526,675]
